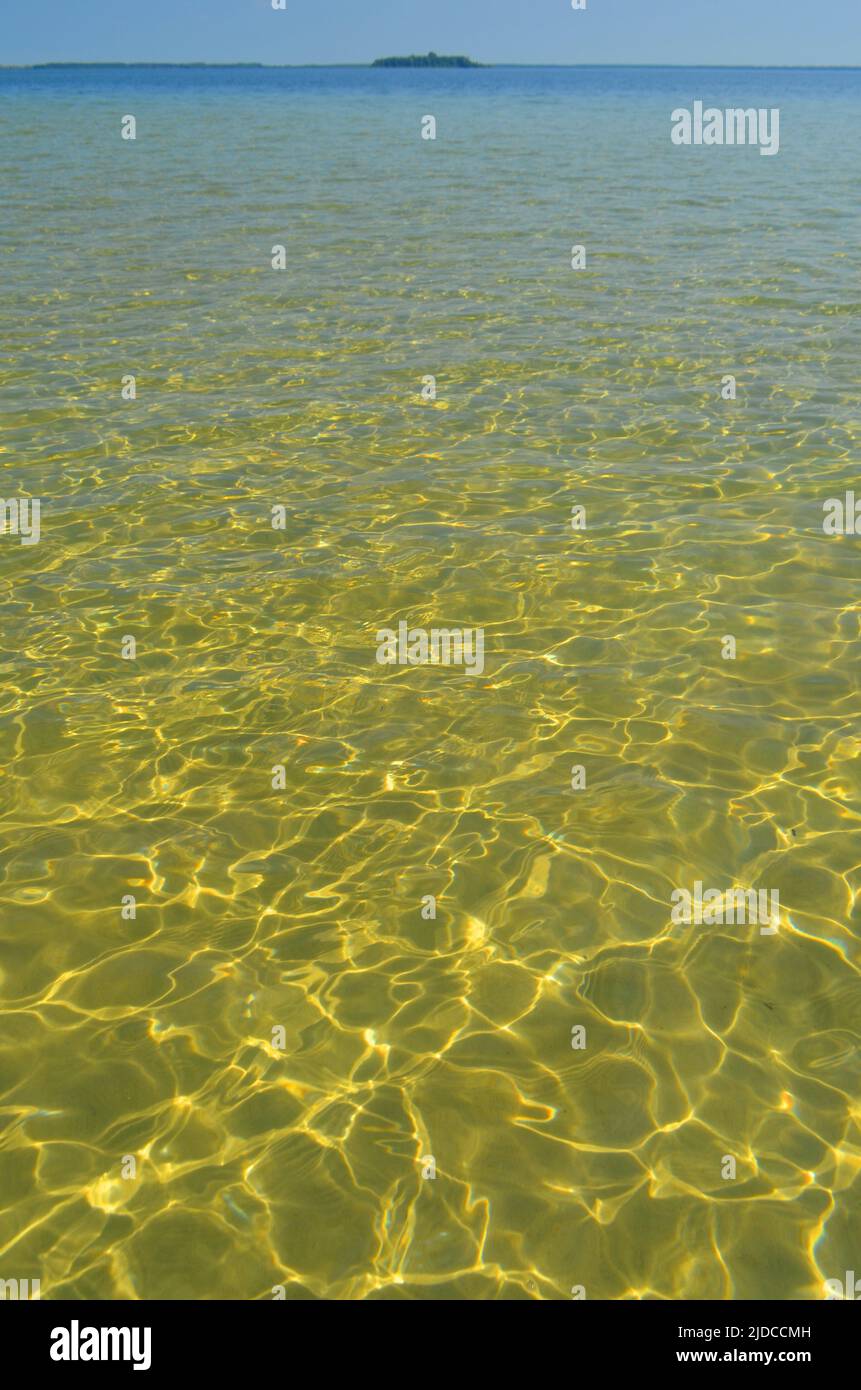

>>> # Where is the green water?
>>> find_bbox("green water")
[0,65,859,1300]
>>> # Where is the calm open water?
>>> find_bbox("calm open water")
[0,64,859,1300]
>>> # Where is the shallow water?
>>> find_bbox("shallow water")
[0,65,859,1300]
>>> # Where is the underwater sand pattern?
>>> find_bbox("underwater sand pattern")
[0,65,859,1299]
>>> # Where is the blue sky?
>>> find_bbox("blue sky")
[3,0,860,67]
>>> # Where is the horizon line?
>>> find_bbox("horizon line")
[4,61,861,71]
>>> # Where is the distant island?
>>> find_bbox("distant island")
[372,52,481,68]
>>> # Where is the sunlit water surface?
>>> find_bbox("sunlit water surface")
[0,65,859,1300]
